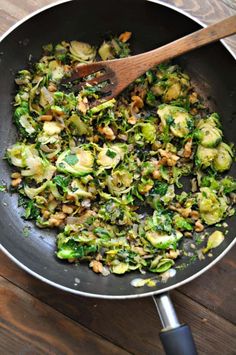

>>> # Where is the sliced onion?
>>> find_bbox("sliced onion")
[130,104,141,119]
[70,146,81,154]
[101,266,110,277]
[40,144,54,153]
[81,199,91,208]
[56,116,65,125]
[66,210,96,225]
[66,216,82,225]
[40,143,61,158]
[47,150,60,159]
[41,86,54,105]
[132,224,138,234]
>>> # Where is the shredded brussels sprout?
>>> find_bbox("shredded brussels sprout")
[6,32,235,279]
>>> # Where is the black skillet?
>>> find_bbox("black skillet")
[0,0,235,354]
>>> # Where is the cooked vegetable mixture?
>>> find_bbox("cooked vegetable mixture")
[6,32,236,277]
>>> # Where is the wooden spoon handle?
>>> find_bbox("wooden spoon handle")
[125,15,236,77]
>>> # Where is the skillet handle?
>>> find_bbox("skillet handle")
[153,293,198,355]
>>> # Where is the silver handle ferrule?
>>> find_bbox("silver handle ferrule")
[153,293,180,330]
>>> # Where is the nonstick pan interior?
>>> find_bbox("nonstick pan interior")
[0,0,235,298]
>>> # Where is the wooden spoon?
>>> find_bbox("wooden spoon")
[62,15,236,100]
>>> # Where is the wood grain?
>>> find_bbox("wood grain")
[168,0,236,53]
[0,276,130,355]
[180,247,236,325]
[86,14,236,99]
[1,252,236,355]
[0,0,235,53]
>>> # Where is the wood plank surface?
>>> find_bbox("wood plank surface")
[0,276,130,355]
[0,0,235,53]
[0,1,236,354]
[166,0,236,53]
[1,252,236,355]
[180,247,236,325]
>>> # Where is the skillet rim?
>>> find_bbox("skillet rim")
[0,0,235,299]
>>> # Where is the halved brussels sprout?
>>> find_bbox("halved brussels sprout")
[146,230,183,249]
[151,82,164,97]
[70,41,96,62]
[149,255,163,269]
[15,69,32,86]
[198,123,222,148]
[151,70,190,103]
[57,237,97,260]
[56,148,94,176]
[213,142,233,172]
[97,144,125,169]
[111,262,129,274]
[164,82,182,102]
[157,105,193,138]
[37,132,61,148]
[21,146,56,183]
[8,143,56,183]
[24,181,49,200]
[197,187,227,225]
[7,143,27,167]
[197,113,221,130]
[150,258,175,273]
[14,106,37,136]
[43,121,64,136]
[67,179,93,199]
[48,60,65,82]
[98,36,130,61]
[18,114,37,135]
[196,145,218,168]
[197,114,222,147]
[98,42,114,60]
[107,169,133,196]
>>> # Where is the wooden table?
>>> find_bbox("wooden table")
[0,1,235,354]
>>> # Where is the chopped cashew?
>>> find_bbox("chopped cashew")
[195,220,204,232]
[119,31,132,43]
[90,260,103,273]
[184,139,192,158]
[98,126,116,140]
